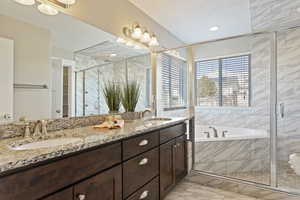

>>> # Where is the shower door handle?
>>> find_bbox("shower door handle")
[280,103,285,118]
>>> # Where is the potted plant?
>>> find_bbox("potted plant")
[121,81,141,120]
[102,81,121,114]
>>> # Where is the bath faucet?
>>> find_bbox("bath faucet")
[222,130,228,138]
[204,131,210,138]
[209,126,218,138]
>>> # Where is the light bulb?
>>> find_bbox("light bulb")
[140,31,151,43]
[38,4,59,15]
[110,53,117,57]
[13,0,35,5]
[131,25,142,39]
[57,0,76,5]
[116,37,126,43]
[149,35,159,46]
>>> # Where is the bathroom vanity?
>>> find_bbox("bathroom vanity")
[0,119,187,200]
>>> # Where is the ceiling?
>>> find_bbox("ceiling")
[128,0,252,44]
[0,0,115,52]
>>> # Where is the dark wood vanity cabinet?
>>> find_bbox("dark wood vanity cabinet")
[0,122,187,200]
[160,134,187,199]
[43,188,73,200]
[74,165,122,200]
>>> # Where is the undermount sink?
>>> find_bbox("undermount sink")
[145,117,172,121]
[9,138,82,151]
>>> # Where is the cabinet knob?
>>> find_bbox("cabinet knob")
[139,139,149,146]
[139,158,149,166]
[139,190,149,199]
[77,194,86,200]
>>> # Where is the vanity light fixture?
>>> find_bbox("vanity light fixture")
[13,0,35,5]
[131,25,142,39]
[38,3,59,15]
[120,23,160,49]
[149,35,159,46]
[140,31,151,43]
[11,0,76,16]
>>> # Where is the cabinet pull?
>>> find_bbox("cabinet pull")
[139,158,149,166]
[139,139,149,146]
[139,190,149,199]
[77,194,86,200]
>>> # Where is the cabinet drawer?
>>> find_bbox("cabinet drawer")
[126,177,159,200]
[123,131,159,160]
[0,142,121,200]
[160,123,186,144]
[74,165,122,200]
[123,148,159,198]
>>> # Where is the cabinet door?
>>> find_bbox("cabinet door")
[175,135,187,183]
[43,188,73,200]
[74,165,122,200]
[159,139,175,199]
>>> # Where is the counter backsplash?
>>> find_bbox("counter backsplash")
[0,111,146,139]
[0,115,110,139]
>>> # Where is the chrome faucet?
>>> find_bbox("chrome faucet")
[222,130,228,138]
[204,131,210,138]
[141,108,152,118]
[209,126,218,138]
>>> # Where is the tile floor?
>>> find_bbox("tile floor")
[165,179,262,200]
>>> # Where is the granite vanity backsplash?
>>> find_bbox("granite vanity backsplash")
[0,112,147,140]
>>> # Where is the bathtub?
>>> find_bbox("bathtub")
[195,125,268,142]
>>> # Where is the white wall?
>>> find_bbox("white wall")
[0,37,13,123]
[193,36,251,61]
[63,0,184,49]
[0,15,52,121]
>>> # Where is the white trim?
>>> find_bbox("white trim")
[194,52,251,62]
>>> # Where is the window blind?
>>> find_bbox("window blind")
[221,55,250,107]
[196,59,220,106]
[161,53,187,109]
[196,54,250,107]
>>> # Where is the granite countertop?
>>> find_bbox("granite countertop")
[0,117,187,175]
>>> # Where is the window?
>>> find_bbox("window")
[161,53,187,110]
[196,54,250,107]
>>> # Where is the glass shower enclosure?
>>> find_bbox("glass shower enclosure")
[156,28,300,195]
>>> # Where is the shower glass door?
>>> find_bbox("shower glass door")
[277,28,300,191]
[192,33,274,185]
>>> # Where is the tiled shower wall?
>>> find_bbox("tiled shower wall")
[250,0,300,190]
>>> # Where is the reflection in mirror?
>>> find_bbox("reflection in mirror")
[0,0,150,123]
[74,42,150,116]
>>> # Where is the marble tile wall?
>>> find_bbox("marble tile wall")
[250,0,300,32]
[194,138,270,176]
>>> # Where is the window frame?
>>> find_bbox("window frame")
[195,53,251,108]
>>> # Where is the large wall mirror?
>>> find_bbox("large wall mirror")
[0,0,151,123]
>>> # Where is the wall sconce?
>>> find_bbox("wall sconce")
[13,0,76,16]
[117,24,160,49]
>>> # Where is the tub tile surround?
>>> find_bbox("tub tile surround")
[0,116,186,174]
